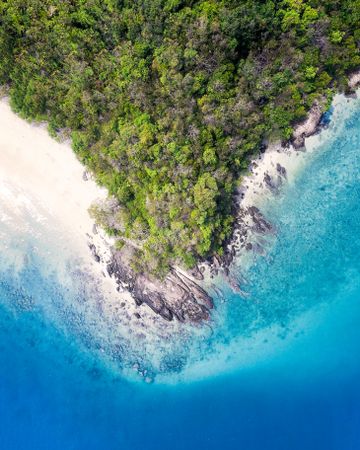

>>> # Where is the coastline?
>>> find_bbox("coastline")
[0,98,164,333]
[0,98,119,282]
[0,96,204,381]
[199,71,360,289]
[103,85,346,320]
[102,75,359,322]
[0,70,359,328]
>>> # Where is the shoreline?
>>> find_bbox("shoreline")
[1,83,359,384]
[0,98,155,328]
[0,96,201,381]
[0,70,359,327]
[199,72,360,288]
[0,96,212,341]
[103,76,360,321]
[104,81,358,320]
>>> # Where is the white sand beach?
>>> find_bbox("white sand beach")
[0,98,192,382]
[0,87,359,382]
[0,99,106,239]
[0,98,124,287]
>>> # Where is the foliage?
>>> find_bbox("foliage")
[0,0,359,276]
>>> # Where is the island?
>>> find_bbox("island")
[0,0,359,322]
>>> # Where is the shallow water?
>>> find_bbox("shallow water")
[0,93,360,449]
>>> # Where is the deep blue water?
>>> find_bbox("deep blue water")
[0,93,360,449]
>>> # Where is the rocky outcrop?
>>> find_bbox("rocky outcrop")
[95,96,325,323]
[106,245,213,323]
[292,99,325,149]
[205,204,276,283]
[90,78,360,326]
[349,70,360,90]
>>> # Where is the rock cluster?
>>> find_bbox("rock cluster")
[107,246,213,323]
[292,99,325,149]
[206,205,275,280]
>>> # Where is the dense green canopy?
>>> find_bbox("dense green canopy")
[0,0,359,275]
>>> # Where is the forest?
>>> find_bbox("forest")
[0,0,359,276]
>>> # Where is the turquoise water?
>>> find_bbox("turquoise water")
[0,93,360,449]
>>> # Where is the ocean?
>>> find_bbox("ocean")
[0,91,359,449]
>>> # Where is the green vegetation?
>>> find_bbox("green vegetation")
[0,0,359,276]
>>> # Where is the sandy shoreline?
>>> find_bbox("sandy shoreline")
[1,70,359,320]
[0,99,105,234]
[0,99,144,316]
[0,97,198,381]
[0,74,359,382]
[0,99,117,276]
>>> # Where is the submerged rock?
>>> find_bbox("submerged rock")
[276,163,287,179]
[88,243,101,262]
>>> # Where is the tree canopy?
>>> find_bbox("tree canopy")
[0,0,359,276]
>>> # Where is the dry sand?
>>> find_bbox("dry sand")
[0,99,106,239]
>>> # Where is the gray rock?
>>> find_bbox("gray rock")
[106,245,213,324]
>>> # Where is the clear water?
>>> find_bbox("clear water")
[0,93,360,449]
